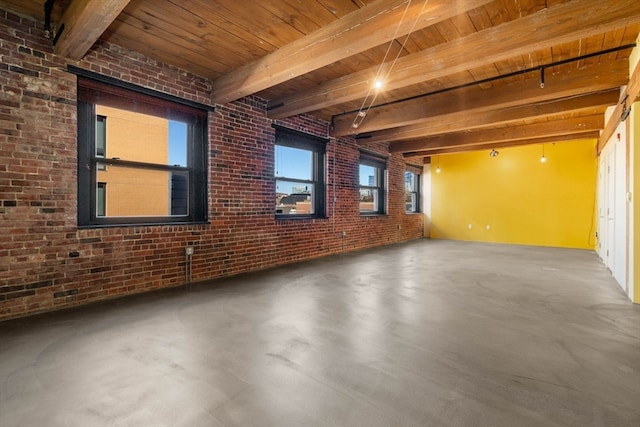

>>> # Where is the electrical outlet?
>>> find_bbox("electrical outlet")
[185,246,194,256]
[341,231,346,237]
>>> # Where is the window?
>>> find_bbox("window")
[405,169,420,213]
[97,182,106,216]
[359,152,387,214]
[274,126,326,218]
[96,115,106,170]
[76,72,209,227]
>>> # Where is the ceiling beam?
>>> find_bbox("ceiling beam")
[54,0,131,60]
[210,0,492,104]
[403,132,600,157]
[388,115,604,153]
[598,58,640,153]
[333,60,629,137]
[356,89,619,145]
[268,0,640,118]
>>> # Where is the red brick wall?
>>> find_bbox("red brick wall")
[0,9,424,320]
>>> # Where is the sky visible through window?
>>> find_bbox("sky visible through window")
[168,120,187,167]
[359,164,376,186]
[275,145,312,194]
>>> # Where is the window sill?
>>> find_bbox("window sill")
[275,214,327,221]
[78,220,210,229]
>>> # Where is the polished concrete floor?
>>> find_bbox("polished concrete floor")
[1,239,640,427]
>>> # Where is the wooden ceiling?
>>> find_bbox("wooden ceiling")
[3,0,640,158]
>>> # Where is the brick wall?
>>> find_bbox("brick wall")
[0,9,424,320]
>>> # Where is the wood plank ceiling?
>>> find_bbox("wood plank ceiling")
[3,0,640,159]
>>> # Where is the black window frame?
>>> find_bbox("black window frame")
[405,167,421,213]
[74,69,210,228]
[359,151,387,215]
[273,125,327,219]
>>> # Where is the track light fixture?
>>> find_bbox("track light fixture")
[350,0,429,131]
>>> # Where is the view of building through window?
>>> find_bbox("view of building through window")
[275,144,314,215]
[359,164,377,212]
[94,105,189,217]
[405,170,420,212]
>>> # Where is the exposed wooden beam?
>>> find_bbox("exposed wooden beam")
[403,132,600,157]
[268,0,640,118]
[388,115,604,153]
[356,89,619,145]
[333,60,628,136]
[55,0,130,60]
[598,59,640,153]
[211,0,492,104]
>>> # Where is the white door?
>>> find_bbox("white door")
[612,134,627,291]
[597,155,606,259]
[606,147,616,273]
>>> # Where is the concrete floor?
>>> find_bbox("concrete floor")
[1,240,639,427]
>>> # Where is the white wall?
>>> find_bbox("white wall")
[598,114,628,295]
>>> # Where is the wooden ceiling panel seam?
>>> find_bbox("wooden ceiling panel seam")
[197,0,306,48]
[101,16,231,78]
[129,1,273,62]
[96,30,217,78]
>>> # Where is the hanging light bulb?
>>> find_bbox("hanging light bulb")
[489,149,499,157]
[540,144,547,163]
[435,156,441,173]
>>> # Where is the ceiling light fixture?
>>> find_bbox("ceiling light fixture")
[351,0,430,130]
[489,149,499,157]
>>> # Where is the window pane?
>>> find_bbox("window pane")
[96,115,106,157]
[96,164,188,217]
[96,182,106,216]
[168,120,188,167]
[405,192,416,212]
[359,164,377,186]
[359,188,377,212]
[95,105,183,166]
[276,179,313,214]
[405,171,415,191]
[170,171,189,216]
[275,145,312,180]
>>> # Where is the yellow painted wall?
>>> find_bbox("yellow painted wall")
[430,140,597,249]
